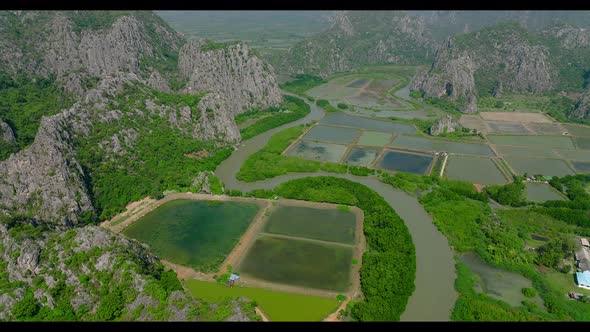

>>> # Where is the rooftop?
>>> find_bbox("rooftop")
[576,271,590,288]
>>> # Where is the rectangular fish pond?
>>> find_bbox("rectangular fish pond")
[237,235,353,292]
[563,123,590,137]
[121,199,260,272]
[286,140,348,163]
[390,135,495,157]
[343,147,380,167]
[504,156,575,177]
[485,121,532,135]
[444,155,508,185]
[320,113,416,134]
[303,125,360,144]
[460,252,545,309]
[487,135,575,150]
[376,149,434,175]
[263,205,358,245]
[493,145,560,159]
[554,148,590,162]
[525,182,567,202]
[572,161,590,173]
[356,131,393,147]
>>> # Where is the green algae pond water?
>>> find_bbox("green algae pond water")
[344,147,379,167]
[357,131,393,146]
[237,235,353,292]
[377,150,433,174]
[525,182,566,202]
[303,125,360,144]
[391,135,495,157]
[320,113,416,134]
[286,140,348,163]
[487,135,575,149]
[264,205,357,244]
[122,199,259,272]
[460,252,545,309]
[504,156,575,177]
[444,155,508,185]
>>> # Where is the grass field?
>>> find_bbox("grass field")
[122,200,259,272]
[487,135,575,150]
[184,279,339,321]
[544,272,590,297]
[237,235,353,292]
[264,205,357,244]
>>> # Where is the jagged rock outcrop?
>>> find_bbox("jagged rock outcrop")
[280,11,435,77]
[0,112,93,228]
[547,26,590,49]
[178,40,282,115]
[429,115,460,135]
[570,88,590,119]
[411,23,555,113]
[0,121,15,145]
[192,93,241,143]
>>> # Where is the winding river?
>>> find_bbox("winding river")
[215,92,457,321]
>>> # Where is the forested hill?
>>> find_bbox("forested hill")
[0,11,282,321]
[410,22,590,114]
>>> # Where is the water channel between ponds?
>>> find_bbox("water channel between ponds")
[215,92,457,321]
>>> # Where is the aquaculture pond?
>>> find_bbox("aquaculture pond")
[460,252,545,308]
[343,147,379,167]
[572,161,590,173]
[527,123,565,135]
[525,182,566,202]
[286,140,348,163]
[264,205,357,244]
[574,136,590,150]
[377,150,433,175]
[444,155,507,185]
[391,135,495,157]
[555,149,590,162]
[563,123,590,137]
[303,125,360,144]
[493,145,560,159]
[487,135,575,149]
[485,121,531,135]
[504,156,575,177]
[237,236,353,292]
[357,131,393,147]
[122,199,259,271]
[320,113,416,134]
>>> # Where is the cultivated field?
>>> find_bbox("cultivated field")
[479,112,553,123]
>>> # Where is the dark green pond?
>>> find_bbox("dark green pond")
[264,205,357,244]
[378,150,433,174]
[122,199,259,272]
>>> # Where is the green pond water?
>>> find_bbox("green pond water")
[504,156,575,177]
[486,121,531,134]
[357,131,393,147]
[122,199,259,272]
[378,150,433,175]
[264,205,357,244]
[303,125,360,144]
[494,145,560,159]
[237,235,353,292]
[574,137,590,149]
[572,161,590,173]
[563,124,590,137]
[525,182,566,202]
[391,135,495,157]
[320,113,416,134]
[555,149,590,162]
[344,147,379,167]
[287,140,348,163]
[460,252,545,309]
[445,156,507,185]
[487,135,575,149]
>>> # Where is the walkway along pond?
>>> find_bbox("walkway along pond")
[215,92,457,321]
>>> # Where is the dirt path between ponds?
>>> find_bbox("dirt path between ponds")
[255,307,270,322]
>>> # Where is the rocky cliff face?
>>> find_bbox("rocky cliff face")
[411,23,555,113]
[178,40,282,115]
[0,110,93,228]
[280,11,435,77]
[0,121,15,145]
[429,115,460,135]
[570,88,590,119]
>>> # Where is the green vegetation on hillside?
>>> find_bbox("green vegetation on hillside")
[65,11,130,33]
[273,177,416,321]
[75,84,232,221]
[0,73,74,159]
[280,74,326,95]
[200,40,239,52]
[238,95,310,140]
